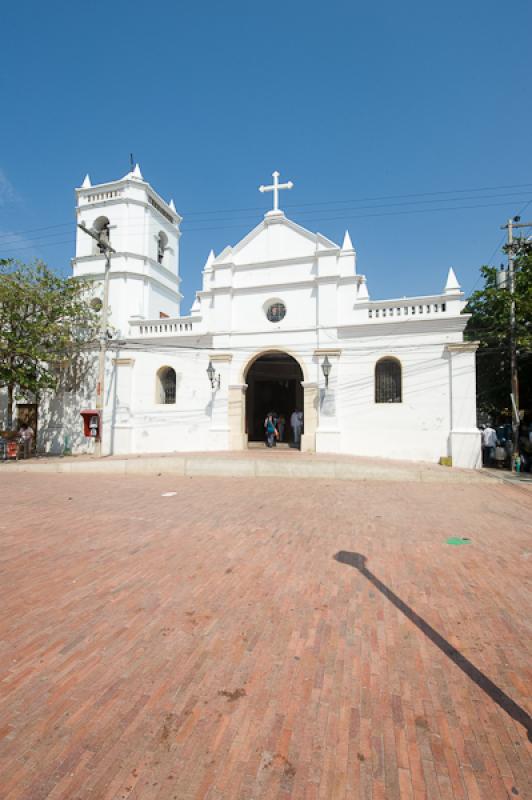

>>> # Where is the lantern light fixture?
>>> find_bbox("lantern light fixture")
[321,355,332,388]
[206,359,221,390]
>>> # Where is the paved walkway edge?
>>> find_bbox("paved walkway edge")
[2,455,502,484]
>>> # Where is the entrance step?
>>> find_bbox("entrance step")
[247,442,293,450]
[2,451,499,485]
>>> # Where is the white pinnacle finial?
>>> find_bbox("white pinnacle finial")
[341,230,354,251]
[169,198,176,212]
[259,170,294,214]
[131,163,143,180]
[204,249,215,270]
[81,174,92,188]
[444,266,461,294]
[357,278,369,301]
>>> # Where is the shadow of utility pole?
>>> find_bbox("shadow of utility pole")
[334,551,531,743]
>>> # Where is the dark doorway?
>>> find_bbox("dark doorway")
[245,353,304,445]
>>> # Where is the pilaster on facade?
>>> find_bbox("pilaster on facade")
[446,340,481,468]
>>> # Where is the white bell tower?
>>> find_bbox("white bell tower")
[72,165,182,335]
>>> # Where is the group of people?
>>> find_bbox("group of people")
[1,422,34,460]
[481,421,532,471]
[264,409,303,448]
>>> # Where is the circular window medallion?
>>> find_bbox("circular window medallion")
[266,301,286,323]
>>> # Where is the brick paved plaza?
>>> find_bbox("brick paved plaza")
[0,472,530,800]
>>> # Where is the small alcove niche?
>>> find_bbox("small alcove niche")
[375,357,402,403]
[157,231,168,264]
[92,216,110,255]
[156,366,177,404]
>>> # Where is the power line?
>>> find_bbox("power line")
[2,180,532,241]
[183,182,532,215]
[0,239,75,255]
[4,196,531,254]
[466,198,532,295]
[181,191,532,226]
[182,199,532,235]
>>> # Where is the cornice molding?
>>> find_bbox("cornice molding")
[73,251,181,274]
[358,293,464,307]
[79,272,183,301]
[446,342,479,353]
[314,348,342,357]
[196,275,357,297]
[72,258,182,291]
[112,358,136,366]
[338,316,468,337]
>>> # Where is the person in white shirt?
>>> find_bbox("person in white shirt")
[290,409,303,448]
[18,422,34,458]
[481,424,497,466]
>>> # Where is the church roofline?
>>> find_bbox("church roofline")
[212,214,340,266]
[76,176,182,224]
[359,291,464,306]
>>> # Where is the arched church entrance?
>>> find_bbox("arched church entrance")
[245,352,304,445]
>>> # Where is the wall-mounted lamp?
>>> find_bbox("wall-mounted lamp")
[321,355,332,388]
[206,360,221,390]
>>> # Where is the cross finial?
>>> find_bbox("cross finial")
[259,170,294,214]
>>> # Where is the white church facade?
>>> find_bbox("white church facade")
[38,166,481,468]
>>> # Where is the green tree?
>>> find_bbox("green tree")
[465,240,532,418]
[0,259,99,428]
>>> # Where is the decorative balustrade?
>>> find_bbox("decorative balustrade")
[85,190,123,202]
[134,320,196,336]
[148,196,175,223]
[368,301,447,320]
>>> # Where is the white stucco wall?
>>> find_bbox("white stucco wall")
[21,172,481,468]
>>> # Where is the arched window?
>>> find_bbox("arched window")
[157,231,168,264]
[156,366,176,404]
[375,358,402,403]
[92,216,110,255]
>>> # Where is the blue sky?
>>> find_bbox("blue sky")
[1,0,531,312]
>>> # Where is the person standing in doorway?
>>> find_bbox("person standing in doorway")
[278,415,286,442]
[264,412,278,448]
[481,422,497,467]
[18,422,34,458]
[290,409,303,449]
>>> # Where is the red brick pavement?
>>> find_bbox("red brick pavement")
[0,474,530,800]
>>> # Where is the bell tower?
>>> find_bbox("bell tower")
[72,164,182,335]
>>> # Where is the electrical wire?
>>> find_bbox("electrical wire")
[4,196,532,256]
[1,180,532,241]
[466,198,532,295]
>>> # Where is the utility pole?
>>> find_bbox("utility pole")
[500,216,532,471]
[78,222,115,457]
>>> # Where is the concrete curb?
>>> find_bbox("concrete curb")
[1,454,503,484]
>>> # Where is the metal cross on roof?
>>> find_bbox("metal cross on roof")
[258,170,294,213]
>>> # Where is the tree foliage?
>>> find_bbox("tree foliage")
[465,240,532,417]
[0,259,99,425]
